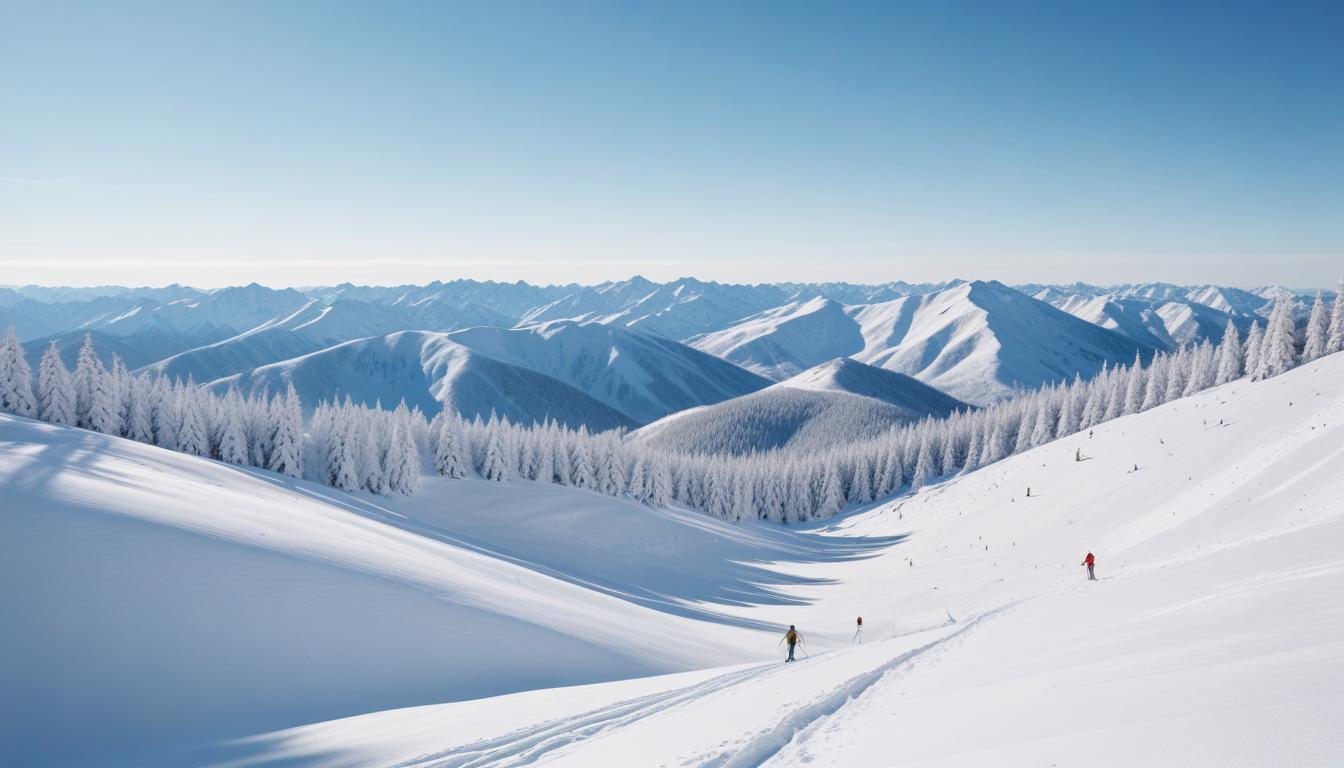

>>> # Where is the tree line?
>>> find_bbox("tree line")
[1,289,1341,522]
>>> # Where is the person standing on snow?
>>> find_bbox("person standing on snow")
[854,616,863,644]
[1082,551,1097,581]
[782,625,802,662]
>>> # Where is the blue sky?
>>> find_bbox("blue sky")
[2,0,1341,288]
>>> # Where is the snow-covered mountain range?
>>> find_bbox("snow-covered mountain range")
[5,278,1335,430]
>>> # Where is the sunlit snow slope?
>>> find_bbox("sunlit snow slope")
[204,352,1344,767]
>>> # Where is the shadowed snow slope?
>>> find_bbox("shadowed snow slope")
[444,320,771,424]
[692,280,1154,404]
[632,358,967,454]
[191,352,1344,767]
[0,414,900,766]
[208,330,638,430]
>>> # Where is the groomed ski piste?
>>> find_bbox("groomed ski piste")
[3,354,1343,766]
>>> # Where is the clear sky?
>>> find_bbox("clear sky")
[2,0,1341,288]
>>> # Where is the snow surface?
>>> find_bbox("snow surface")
[209,330,638,430]
[632,358,967,454]
[4,339,1344,766]
[694,280,1153,404]
[191,351,1344,767]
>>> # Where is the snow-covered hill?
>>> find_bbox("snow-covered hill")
[633,358,967,454]
[259,352,1344,766]
[209,330,638,430]
[446,320,770,424]
[7,343,1340,767]
[689,297,867,380]
[143,298,419,382]
[693,280,1153,404]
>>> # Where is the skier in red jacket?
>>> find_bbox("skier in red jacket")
[1082,552,1096,581]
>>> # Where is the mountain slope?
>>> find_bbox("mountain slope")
[1,413,799,765]
[689,297,867,380]
[692,280,1154,404]
[142,299,417,382]
[632,358,966,454]
[445,320,771,424]
[210,331,638,430]
[197,350,1344,768]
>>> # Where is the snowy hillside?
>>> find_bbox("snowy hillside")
[446,320,770,423]
[210,331,638,430]
[692,280,1153,404]
[144,299,418,382]
[689,297,867,380]
[255,351,1344,766]
[6,343,1340,766]
[633,358,966,454]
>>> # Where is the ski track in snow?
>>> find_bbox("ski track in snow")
[396,662,784,768]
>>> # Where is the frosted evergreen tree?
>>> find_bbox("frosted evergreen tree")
[729,470,753,521]
[482,426,510,482]
[385,420,421,495]
[152,377,179,450]
[326,407,361,491]
[1255,298,1296,380]
[72,335,104,429]
[85,356,122,436]
[0,327,38,417]
[1328,279,1344,354]
[979,418,1007,466]
[1301,292,1329,362]
[816,461,845,518]
[534,427,556,483]
[1163,346,1188,402]
[108,355,132,435]
[37,341,75,426]
[176,385,210,457]
[849,454,874,503]
[1242,321,1265,380]
[268,384,304,478]
[569,427,594,488]
[1121,355,1145,415]
[1028,396,1054,448]
[910,431,937,490]
[648,460,673,507]
[218,397,249,465]
[626,455,647,501]
[362,412,391,494]
[1214,320,1243,384]
[1140,353,1166,410]
[433,410,468,478]
[125,376,154,443]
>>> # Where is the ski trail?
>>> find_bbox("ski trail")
[395,661,787,768]
[704,605,1013,768]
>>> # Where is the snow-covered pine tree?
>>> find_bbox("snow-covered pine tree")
[125,375,154,443]
[815,459,845,518]
[72,335,104,429]
[1328,279,1344,354]
[1214,319,1243,385]
[267,384,304,477]
[0,326,38,417]
[433,409,468,478]
[176,383,210,457]
[1121,355,1145,415]
[1028,395,1054,448]
[1255,297,1297,380]
[482,424,510,482]
[85,354,122,436]
[326,405,361,491]
[218,394,249,465]
[1301,291,1329,362]
[1140,352,1167,411]
[910,429,937,490]
[385,419,421,495]
[1242,321,1265,380]
[37,341,75,426]
[1163,346,1188,403]
[151,377,179,450]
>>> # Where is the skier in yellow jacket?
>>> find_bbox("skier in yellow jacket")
[782,625,802,662]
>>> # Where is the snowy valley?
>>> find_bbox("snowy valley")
[2,278,1343,767]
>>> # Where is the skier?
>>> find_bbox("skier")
[853,616,863,644]
[782,625,802,662]
[1082,551,1096,581]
